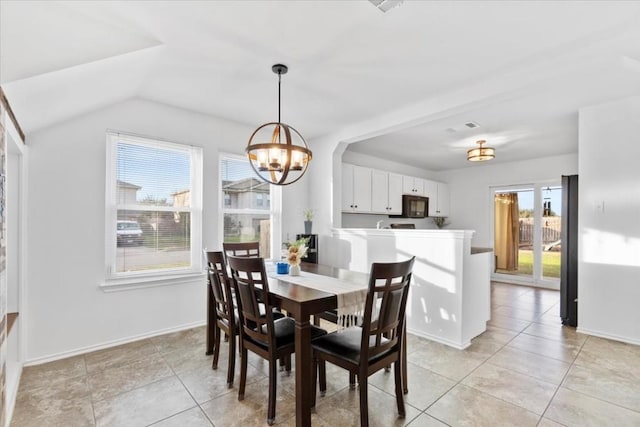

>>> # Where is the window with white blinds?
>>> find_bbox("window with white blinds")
[106,131,203,277]
[220,155,278,259]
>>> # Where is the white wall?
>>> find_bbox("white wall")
[24,98,304,361]
[280,166,312,246]
[578,96,640,345]
[437,153,578,248]
[306,137,342,266]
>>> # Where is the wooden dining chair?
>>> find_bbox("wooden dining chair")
[205,251,287,383]
[205,260,237,387]
[312,287,410,394]
[311,257,415,427]
[228,256,327,426]
[223,241,260,259]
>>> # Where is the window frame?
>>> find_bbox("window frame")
[218,152,281,258]
[104,131,203,285]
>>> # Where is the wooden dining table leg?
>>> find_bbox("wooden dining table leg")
[206,284,215,355]
[294,314,313,427]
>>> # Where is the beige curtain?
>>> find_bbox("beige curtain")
[494,193,519,271]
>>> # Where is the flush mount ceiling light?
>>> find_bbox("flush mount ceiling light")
[246,64,312,186]
[467,140,495,162]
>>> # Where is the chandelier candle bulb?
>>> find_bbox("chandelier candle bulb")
[258,150,268,170]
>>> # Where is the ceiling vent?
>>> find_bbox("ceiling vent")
[368,0,404,13]
[445,128,456,134]
[464,121,480,129]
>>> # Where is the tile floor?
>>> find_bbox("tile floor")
[10,282,640,426]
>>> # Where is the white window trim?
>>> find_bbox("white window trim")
[102,130,203,290]
[219,152,282,258]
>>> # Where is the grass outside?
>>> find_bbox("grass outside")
[517,249,561,278]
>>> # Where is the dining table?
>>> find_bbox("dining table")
[204,261,407,427]
[269,262,369,427]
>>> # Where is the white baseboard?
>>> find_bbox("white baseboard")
[406,327,471,350]
[577,327,640,346]
[24,320,206,366]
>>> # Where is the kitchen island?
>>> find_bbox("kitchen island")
[331,228,492,349]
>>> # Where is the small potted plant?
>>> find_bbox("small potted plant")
[433,217,448,229]
[303,209,314,234]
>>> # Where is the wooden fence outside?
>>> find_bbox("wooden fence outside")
[519,217,561,244]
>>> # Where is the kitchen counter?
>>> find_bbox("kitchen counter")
[332,228,491,349]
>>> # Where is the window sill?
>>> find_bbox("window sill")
[100,271,206,293]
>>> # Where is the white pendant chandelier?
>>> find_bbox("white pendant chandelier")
[246,64,312,186]
[467,139,495,162]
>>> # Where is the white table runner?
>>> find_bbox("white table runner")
[267,267,368,328]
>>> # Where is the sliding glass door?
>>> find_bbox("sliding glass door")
[492,183,561,288]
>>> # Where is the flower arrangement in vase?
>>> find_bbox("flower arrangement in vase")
[286,236,309,275]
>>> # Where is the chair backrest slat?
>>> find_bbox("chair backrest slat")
[227,256,275,348]
[223,242,260,259]
[361,257,415,360]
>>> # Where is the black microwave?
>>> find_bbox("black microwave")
[400,195,428,218]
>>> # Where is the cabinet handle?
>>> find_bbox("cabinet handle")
[355,205,358,208]
[350,204,353,208]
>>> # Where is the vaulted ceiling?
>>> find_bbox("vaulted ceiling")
[2,1,640,170]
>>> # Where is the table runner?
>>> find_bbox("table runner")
[266,266,367,328]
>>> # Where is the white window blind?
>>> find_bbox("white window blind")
[106,132,202,278]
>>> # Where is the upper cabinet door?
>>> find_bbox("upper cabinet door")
[423,179,437,203]
[402,176,424,195]
[341,163,355,211]
[402,176,414,194]
[352,165,372,212]
[427,181,450,217]
[387,173,403,214]
[435,183,450,217]
[371,170,389,214]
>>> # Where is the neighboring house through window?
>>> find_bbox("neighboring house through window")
[106,131,203,279]
[220,154,279,258]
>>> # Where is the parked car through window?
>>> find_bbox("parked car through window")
[116,220,143,246]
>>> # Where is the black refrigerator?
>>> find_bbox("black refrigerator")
[560,175,578,326]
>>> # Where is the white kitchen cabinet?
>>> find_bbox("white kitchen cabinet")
[342,164,372,212]
[402,176,424,195]
[435,182,450,216]
[423,179,437,202]
[428,181,450,217]
[387,173,403,214]
[371,170,403,214]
